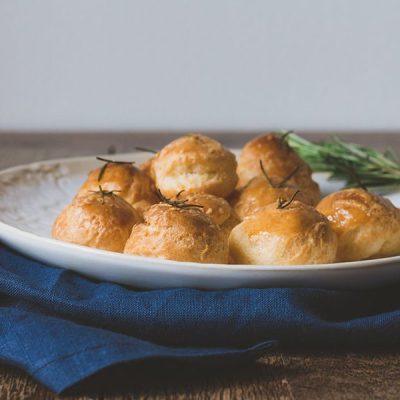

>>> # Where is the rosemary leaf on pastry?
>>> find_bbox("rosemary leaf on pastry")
[156,189,204,210]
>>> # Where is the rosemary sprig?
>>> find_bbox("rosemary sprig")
[96,157,135,181]
[277,190,300,209]
[259,160,299,188]
[135,146,158,154]
[96,156,136,164]
[156,189,204,210]
[90,185,121,203]
[259,160,275,187]
[277,166,300,187]
[285,132,400,189]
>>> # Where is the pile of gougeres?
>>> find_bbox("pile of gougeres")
[52,133,400,265]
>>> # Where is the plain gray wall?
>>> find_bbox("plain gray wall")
[0,0,399,132]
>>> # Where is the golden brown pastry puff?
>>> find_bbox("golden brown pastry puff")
[174,192,240,236]
[229,200,337,265]
[77,160,158,215]
[124,203,229,263]
[231,166,317,220]
[52,189,142,253]
[151,134,238,198]
[317,188,400,262]
[237,133,320,204]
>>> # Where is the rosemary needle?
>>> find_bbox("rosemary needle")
[90,185,121,203]
[135,146,158,154]
[156,189,204,210]
[259,160,299,188]
[96,157,135,181]
[277,190,300,209]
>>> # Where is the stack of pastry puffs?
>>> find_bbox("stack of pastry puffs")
[52,133,400,264]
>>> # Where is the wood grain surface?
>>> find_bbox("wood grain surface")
[1,132,400,400]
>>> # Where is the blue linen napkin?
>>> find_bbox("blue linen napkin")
[1,244,400,393]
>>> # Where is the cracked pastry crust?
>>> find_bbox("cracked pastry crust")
[124,203,229,263]
[229,201,337,265]
[52,192,142,253]
[317,188,400,262]
[77,163,158,215]
[151,134,238,198]
[174,192,240,236]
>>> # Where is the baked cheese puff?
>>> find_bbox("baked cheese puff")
[174,192,240,236]
[317,188,400,262]
[237,133,320,204]
[52,188,141,253]
[77,158,158,215]
[151,134,238,198]
[231,161,317,220]
[229,200,337,265]
[124,203,229,264]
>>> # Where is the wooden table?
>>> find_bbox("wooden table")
[1,132,400,400]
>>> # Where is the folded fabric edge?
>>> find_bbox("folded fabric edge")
[32,339,276,394]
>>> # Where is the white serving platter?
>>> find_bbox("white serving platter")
[1,151,400,290]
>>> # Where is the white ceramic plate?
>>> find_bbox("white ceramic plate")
[1,151,400,290]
